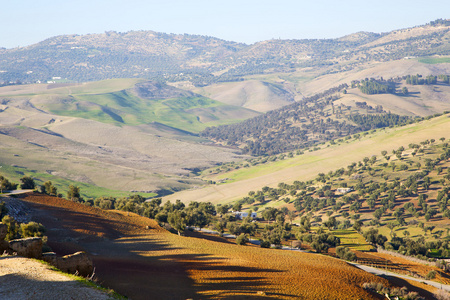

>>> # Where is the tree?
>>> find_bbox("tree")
[19,221,46,238]
[287,210,295,224]
[67,185,80,201]
[187,209,210,229]
[387,221,397,237]
[232,202,242,212]
[216,204,229,216]
[41,181,57,196]
[0,176,18,193]
[236,233,249,245]
[1,215,19,240]
[324,216,337,230]
[168,211,187,235]
[214,219,227,236]
[336,246,356,261]
[262,207,279,222]
[20,176,35,190]
[401,87,408,95]
[0,202,8,219]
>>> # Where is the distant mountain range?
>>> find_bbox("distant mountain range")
[1,19,449,84]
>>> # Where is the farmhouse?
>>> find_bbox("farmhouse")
[233,211,257,220]
[336,187,353,194]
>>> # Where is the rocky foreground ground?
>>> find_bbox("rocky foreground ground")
[0,256,115,300]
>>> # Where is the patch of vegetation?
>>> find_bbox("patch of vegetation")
[363,282,425,300]
[201,76,450,156]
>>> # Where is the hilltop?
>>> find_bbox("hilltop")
[0,20,449,85]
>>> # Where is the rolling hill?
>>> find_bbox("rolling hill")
[164,114,450,204]
[191,80,296,112]
[0,79,259,196]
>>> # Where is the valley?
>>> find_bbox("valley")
[1,19,450,300]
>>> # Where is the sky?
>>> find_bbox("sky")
[1,0,449,49]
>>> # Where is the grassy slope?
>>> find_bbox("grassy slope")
[10,79,259,133]
[0,163,156,199]
[163,114,450,204]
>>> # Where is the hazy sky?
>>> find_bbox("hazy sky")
[1,0,449,48]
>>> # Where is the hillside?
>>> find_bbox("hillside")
[191,80,296,112]
[0,79,259,132]
[164,114,450,204]
[9,192,390,300]
[1,20,449,86]
[0,79,259,196]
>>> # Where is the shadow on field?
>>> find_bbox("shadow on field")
[17,194,292,299]
[380,275,436,300]
[164,253,292,299]
[92,239,290,299]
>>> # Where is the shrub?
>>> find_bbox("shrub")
[260,240,271,248]
[426,270,437,280]
[336,246,356,261]
[236,234,249,246]
[19,221,46,238]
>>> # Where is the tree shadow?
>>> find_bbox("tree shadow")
[379,275,436,300]
[16,195,292,299]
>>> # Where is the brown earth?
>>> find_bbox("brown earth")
[16,193,392,299]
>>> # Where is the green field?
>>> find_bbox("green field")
[0,164,156,199]
[45,90,258,133]
[332,229,373,252]
[417,56,450,64]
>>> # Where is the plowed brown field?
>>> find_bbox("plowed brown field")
[18,193,389,299]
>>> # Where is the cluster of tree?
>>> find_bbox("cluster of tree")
[347,113,413,131]
[201,75,448,156]
[90,195,215,236]
[357,78,395,94]
[386,235,450,259]
[201,83,369,156]
[231,139,450,258]
[429,18,450,26]
[405,74,438,85]
[297,231,340,253]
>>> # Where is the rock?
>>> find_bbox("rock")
[56,251,93,276]
[9,237,43,259]
[42,252,58,266]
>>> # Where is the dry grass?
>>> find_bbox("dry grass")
[192,80,294,112]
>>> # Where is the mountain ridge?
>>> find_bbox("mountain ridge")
[1,20,449,84]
